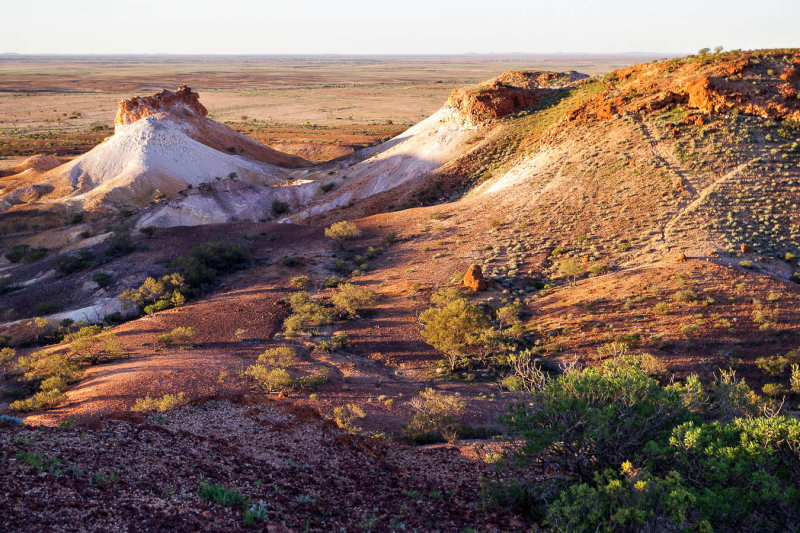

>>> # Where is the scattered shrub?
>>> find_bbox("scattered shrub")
[17,349,81,382]
[105,229,135,257]
[51,251,94,275]
[325,221,361,244]
[157,327,196,348]
[289,275,311,289]
[5,245,49,264]
[271,199,289,215]
[330,332,350,349]
[257,346,297,367]
[131,392,188,413]
[556,260,585,281]
[9,389,67,411]
[330,283,376,318]
[298,374,328,391]
[172,241,252,296]
[0,347,17,374]
[92,272,112,289]
[761,383,786,397]
[121,273,186,315]
[243,365,294,392]
[404,388,466,444]
[283,292,334,335]
[332,403,366,431]
[652,301,669,315]
[673,289,697,303]
[198,482,246,508]
[323,276,345,288]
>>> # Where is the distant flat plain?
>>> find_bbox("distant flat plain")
[0,54,667,160]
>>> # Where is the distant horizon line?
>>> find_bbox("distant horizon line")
[0,51,684,58]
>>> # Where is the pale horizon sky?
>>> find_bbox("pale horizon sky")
[2,0,798,55]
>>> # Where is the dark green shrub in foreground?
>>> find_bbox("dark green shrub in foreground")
[491,355,800,531]
[503,355,693,481]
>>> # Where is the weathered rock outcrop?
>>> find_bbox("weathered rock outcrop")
[569,50,800,123]
[114,86,207,126]
[448,71,588,124]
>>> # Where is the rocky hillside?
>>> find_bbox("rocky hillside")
[1,49,800,533]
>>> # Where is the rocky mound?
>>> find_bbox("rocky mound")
[0,87,310,213]
[114,85,208,126]
[447,70,588,124]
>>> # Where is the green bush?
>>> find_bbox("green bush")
[92,272,111,289]
[51,251,94,275]
[198,481,246,508]
[271,199,289,216]
[673,289,697,303]
[503,355,692,481]
[0,347,17,374]
[105,229,135,257]
[544,464,695,532]
[332,403,365,431]
[17,349,81,382]
[330,283,376,318]
[289,275,311,289]
[121,273,186,315]
[298,374,328,391]
[283,292,334,335]
[172,241,251,296]
[323,276,345,288]
[325,221,361,244]
[10,389,67,411]
[5,245,49,264]
[643,417,800,530]
[131,392,188,413]
[404,388,465,444]
[243,365,294,392]
[490,353,799,531]
[157,327,196,348]
[257,346,297,367]
[64,325,123,364]
[419,288,490,371]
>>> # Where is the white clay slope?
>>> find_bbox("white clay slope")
[137,107,479,227]
[59,117,290,209]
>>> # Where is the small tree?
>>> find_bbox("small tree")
[121,273,186,315]
[698,47,711,55]
[66,326,123,364]
[325,221,361,246]
[330,283,376,318]
[418,288,490,371]
[557,259,585,283]
[713,45,724,53]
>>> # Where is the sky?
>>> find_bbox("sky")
[1,0,798,55]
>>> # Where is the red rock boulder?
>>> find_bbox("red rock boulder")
[463,264,488,291]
